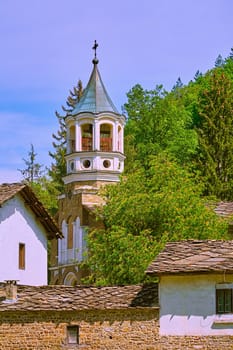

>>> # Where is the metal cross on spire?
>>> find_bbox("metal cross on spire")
[92,40,99,64]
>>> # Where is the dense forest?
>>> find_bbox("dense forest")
[20,49,233,285]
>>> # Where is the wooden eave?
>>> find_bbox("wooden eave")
[147,270,233,278]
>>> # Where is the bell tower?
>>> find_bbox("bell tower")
[49,42,125,285]
[64,41,125,189]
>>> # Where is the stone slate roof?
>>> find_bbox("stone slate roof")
[0,283,158,311]
[0,183,62,239]
[146,240,233,276]
[0,183,25,204]
[214,202,233,218]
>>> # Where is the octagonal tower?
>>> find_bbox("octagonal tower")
[64,48,125,188]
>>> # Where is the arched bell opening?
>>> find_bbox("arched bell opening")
[100,123,112,152]
[81,124,93,151]
[68,125,76,153]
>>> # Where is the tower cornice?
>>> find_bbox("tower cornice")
[65,111,126,125]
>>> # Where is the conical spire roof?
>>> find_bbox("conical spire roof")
[71,58,119,115]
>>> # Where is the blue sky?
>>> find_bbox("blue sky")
[0,0,232,183]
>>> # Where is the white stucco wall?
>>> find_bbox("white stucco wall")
[160,274,233,336]
[0,195,48,286]
[58,217,87,265]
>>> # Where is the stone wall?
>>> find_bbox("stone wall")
[0,309,159,350]
[2,308,233,349]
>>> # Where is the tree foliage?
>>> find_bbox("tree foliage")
[123,84,198,171]
[195,69,233,199]
[86,155,228,285]
[18,144,44,183]
[215,54,224,68]
[48,111,67,192]
[49,80,83,192]
[31,176,60,216]
[18,144,59,215]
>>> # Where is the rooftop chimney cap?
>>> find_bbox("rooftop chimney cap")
[5,280,18,285]
[3,280,19,304]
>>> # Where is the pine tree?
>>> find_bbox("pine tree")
[18,144,44,183]
[215,54,224,68]
[196,69,233,199]
[49,80,83,191]
[228,48,233,60]
[194,70,203,81]
[172,77,183,90]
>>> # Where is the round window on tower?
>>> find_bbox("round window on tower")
[103,160,111,168]
[83,159,91,169]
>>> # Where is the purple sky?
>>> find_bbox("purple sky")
[0,0,232,183]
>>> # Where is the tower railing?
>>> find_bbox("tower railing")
[100,137,112,152]
[82,137,92,151]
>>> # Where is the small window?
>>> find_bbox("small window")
[19,243,25,270]
[100,124,112,151]
[216,289,233,313]
[81,124,93,151]
[67,325,79,344]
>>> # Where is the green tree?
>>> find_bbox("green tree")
[31,176,59,216]
[86,227,158,286]
[195,69,233,199]
[215,54,225,68]
[172,77,183,91]
[86,155,228,285]
[18,144,59,215]
[124,84,198,170]
[194,70,203,81]
[49,80,83,192]
[49,111,67,192]
[229,48,233,60]
[18,144,44,183]
[223,52,233,82]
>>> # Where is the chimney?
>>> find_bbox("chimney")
[4,280,18,303]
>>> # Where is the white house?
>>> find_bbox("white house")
[0,183,61,286]
[147,240,233,336]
